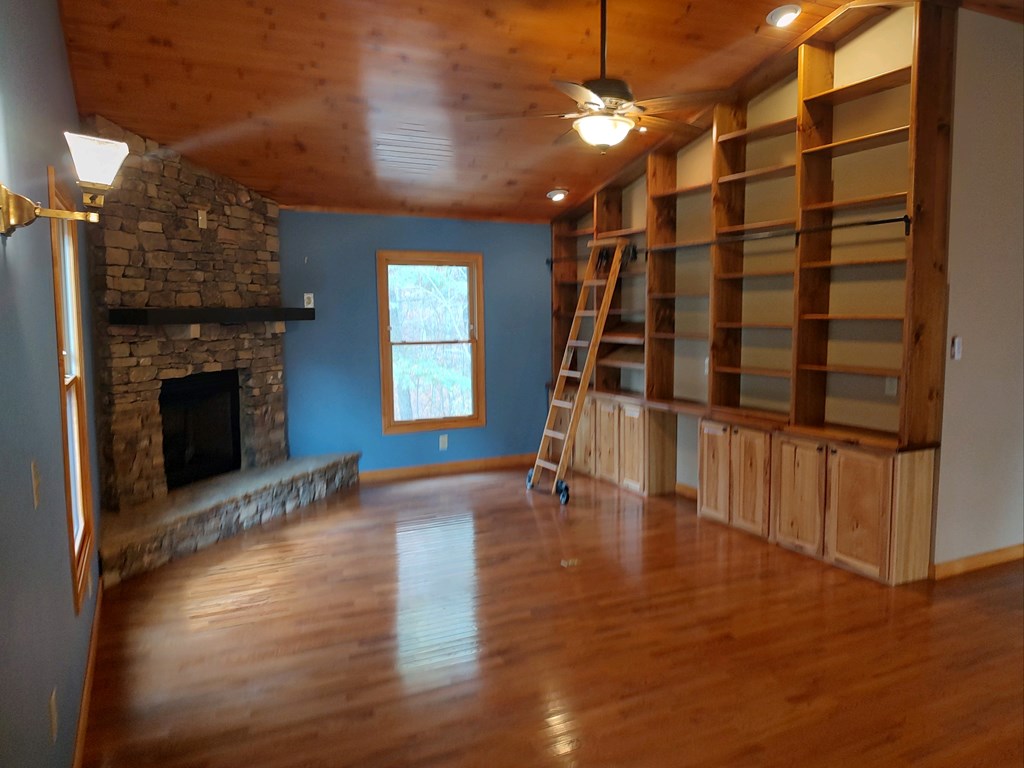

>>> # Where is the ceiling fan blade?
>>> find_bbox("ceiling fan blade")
[466,110,583,122]
[551,79,606,110]
[633,90,733,113]
[634,115,704,136]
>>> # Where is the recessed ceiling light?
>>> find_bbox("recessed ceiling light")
[767,4,801,27]
[547,189,568,202]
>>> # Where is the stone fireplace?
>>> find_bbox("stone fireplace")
[86,117,289,511]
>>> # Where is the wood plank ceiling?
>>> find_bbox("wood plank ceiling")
[58,0,925,221]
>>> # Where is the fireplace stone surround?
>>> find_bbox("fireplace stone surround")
[86,116,290,511]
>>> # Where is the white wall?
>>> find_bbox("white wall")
[934,10,1024,563]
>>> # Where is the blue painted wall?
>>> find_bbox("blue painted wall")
[280,211,551,471]
[0,3,101,767]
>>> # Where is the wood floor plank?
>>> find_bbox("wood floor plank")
[84,470,1024,768]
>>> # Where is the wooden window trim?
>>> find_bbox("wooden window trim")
[376,250,486,435]
[49,167,95,614]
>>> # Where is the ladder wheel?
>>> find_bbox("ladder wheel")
[556,480,570,506]
[526,468,534,489]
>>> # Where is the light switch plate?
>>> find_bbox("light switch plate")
[950,335,963,360]
[303,293,315,309]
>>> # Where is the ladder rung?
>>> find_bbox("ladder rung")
[567,340,590,348]
[536,459,559,472]
[544,429,566,440]
[583,279,606,287]
[559,369,582,379]
[552,399,573,409]
[578,310,598,317]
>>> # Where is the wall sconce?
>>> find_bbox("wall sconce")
[0,132,129,238]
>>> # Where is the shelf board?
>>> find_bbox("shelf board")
[649,291,710,299]
[709,404,790,425]
[591,387,645,403]
[801,256,907,270]
[597,357,646,371]
[595,226,646,239]
[785,423,900,451]
[645,397,708,417]
[716,269,794,280]
[556,227,595,238]
[802,192,907,214]
[716,365,792,379]
[648,238,715,252]
[650,331,709,341]
[803,126,910,159]
[801,314,903,322]
[716,321,793,330]
[601,323,645,345]
[717,163,796,185]
[799,363,902,377]
[716,218,796,236]
[717,117,797,144]
[651,181,713,200]
[805,66,913,106]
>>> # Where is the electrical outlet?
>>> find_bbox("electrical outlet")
[197,209,208,229]
[49,688,58,743]
[31,461,40,510]
[439,434,448,451]
[303,293,315,309]
[704,357,710,375]
[885,377,898,397]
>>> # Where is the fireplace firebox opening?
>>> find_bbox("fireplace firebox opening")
[159,370,242,490]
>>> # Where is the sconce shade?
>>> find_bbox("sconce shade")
[64,132,129,187]
[572,114,634,148]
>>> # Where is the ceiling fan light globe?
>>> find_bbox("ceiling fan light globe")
[572,114,634,148]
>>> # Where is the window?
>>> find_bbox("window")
[49,167,95,613]
[376,250,485,434]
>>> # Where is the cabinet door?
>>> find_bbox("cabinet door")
[729,427,771,538]
[825,446,893,580]
[572,397,596,475]
[594,399,619,483]
[619,404,645,492]
[771,436,826,556]
[698,420,731,522]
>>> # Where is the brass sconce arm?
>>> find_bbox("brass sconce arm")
[1,183,99,238]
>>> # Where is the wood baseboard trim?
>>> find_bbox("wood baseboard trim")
[360,454,535,485]
[675,483,698,501]
[931,543,1024,580]
[73,578,103,768]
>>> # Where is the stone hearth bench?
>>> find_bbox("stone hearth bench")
[100,453,360,585]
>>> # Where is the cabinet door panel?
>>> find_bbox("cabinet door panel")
[698,420,730,522]
[825,447,893,580]
[771,437,826,556]
[730,427,771,538]
[619,404,645,492]
[572,397,596,475]
[595,400,619,483]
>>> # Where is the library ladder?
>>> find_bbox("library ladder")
[528,237,627,504]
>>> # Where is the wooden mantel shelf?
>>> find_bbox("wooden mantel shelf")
[107,307,315,325]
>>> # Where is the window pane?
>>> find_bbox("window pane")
[387,264,470,343]
[65,386,85,548]
[391,343,473,422]
[61,223,80,376]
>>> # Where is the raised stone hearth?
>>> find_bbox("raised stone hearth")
[100,454,360,585]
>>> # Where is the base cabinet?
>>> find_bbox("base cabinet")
[594,398,619,483]
[698,420,771,537]
[771,436,827,557]
[572,397,596,475]
[770,435,936,584]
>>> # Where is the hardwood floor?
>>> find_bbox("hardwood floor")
[84,470,1024,768]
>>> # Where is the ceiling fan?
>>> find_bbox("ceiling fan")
[471,0,729,149]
